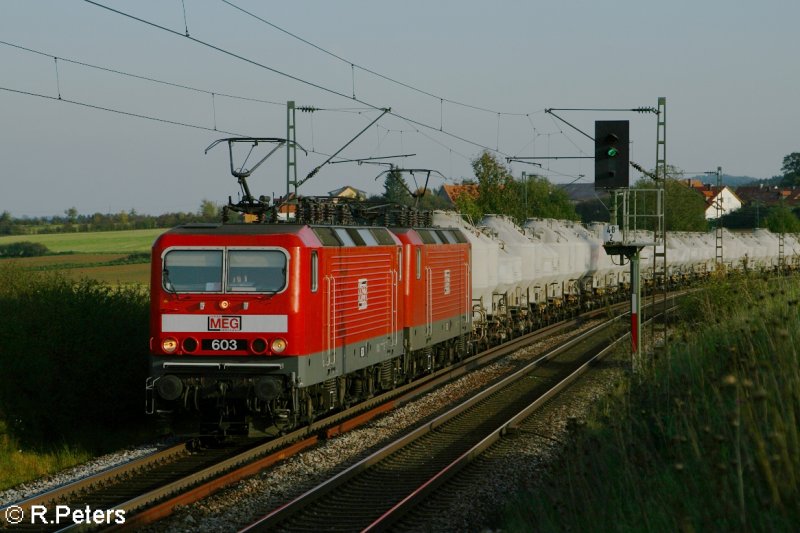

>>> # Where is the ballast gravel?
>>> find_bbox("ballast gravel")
[145,320,623,533]
[0,443,166,508]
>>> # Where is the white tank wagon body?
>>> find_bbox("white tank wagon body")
[480,215,555,307]
[584,222,628,294]
[523,219,593,303]
[432,210,800,348]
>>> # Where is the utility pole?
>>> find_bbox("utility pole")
[652,97,668,356]
[715,166,723,268]
[286,100,298,197]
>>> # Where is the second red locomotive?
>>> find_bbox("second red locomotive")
[146,209,471,433]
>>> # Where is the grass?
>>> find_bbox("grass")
[0,422,92,490]
[62,262,151,285]
[0,254,152,286]
[499,272,800,532]
[0,265,154,491]
[0,228,164,254]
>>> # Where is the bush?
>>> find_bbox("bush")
[0,264,149,448]
[0,241,50,257]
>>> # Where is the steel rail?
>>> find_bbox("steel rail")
[109,305,622,530]
[240,311,634,532]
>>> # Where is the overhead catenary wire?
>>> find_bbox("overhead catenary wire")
[0,39,285,107]
[80,0,516,158]
[0,85,248,136]
[218,0,530,117]
[0,85,354,165]
[2,4,593,186]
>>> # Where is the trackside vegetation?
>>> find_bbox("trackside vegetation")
[0,264,150,489]
[499,273,800,532]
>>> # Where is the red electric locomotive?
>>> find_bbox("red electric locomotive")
[146,138,471,434]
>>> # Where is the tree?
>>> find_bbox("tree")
[414,187,450,210]
[199,199,220,221]
[780,152,800,186]
[0,211,12,235]
[765,204,800,233]
[633,174,708,232]
[453,190,482,223]
[64,207,78,223]
[452,152,578,225]
[517,174,578,221]
[382,169,413,206]
[719,205,763,229]
[472,152,518,218]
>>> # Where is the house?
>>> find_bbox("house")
[685,180,742,219]
[328,186,368,201]
[437,183,479,206]
[734,185,800,207]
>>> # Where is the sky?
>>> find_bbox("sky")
[1,0,798,217]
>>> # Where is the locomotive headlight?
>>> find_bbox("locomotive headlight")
[182,337,198,353]
[219,300,231,310]
[162,337,179,354]
[251,338,268,354]
[270,338,287,354]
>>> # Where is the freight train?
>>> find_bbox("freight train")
[146,143,800,435]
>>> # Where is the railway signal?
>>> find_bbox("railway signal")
[594,120,630,189]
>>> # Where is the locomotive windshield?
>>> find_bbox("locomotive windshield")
[163,250,223,292]
[227,250,286,292]
[163,249,287,293]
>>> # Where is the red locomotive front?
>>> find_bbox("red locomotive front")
[147,224,314,432]
[146,222,405,434]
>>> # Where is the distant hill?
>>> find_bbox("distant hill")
[746,175,785,188]
[688,174,759,187]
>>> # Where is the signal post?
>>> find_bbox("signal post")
[603,238,645,354]
[595,119,660,357]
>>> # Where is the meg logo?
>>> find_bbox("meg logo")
[358,278,368,310]
[208,315,242,332]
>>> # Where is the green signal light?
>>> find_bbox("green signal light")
[607,147,619,157]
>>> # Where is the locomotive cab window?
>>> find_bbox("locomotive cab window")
[163,250,223,292]
[227,250,287,293]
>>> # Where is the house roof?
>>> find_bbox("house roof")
[328,186,368,199]
[438,183,479,204]
[684,180,743,208]
[734,186,800,206]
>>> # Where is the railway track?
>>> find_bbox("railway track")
[240,309,642,532]
[0,297,654,532]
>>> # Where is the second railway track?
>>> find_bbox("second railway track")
[241,308,645,532]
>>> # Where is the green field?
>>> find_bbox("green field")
[0,229,163,285]
[0,228,165,254]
